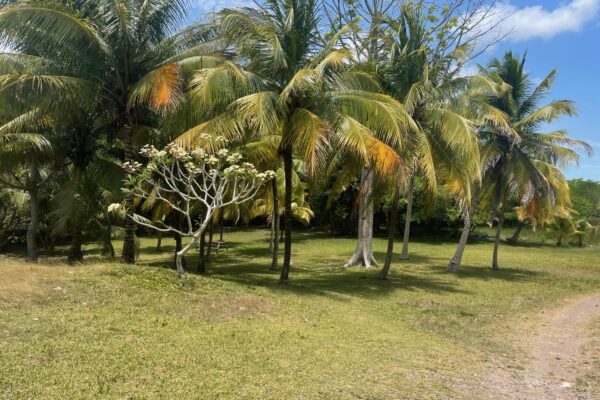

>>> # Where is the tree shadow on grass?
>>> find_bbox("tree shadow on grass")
[431,264,546,283]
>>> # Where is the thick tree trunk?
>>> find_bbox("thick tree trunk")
[378,186,399,280]
[507,221,524,245]
[68,224,83,263]
[26,168,39,263]
[270,177,280,271]
[121,126,136,264]
[398,174,415,260]
[492,211,505,270]
[279,148,293,283]
[448,209,472,272]
[345,167,377,268]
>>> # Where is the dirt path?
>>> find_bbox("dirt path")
[479,293,600,400]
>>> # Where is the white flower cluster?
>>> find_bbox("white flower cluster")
[256,170,277,181]
[226,152,243,163]
[139,144,167,159]
[108,203,122,213]
[165,143,191,161]
[191,148,206,161]
[123,161,142,173]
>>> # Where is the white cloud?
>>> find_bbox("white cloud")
[493,0,600,41]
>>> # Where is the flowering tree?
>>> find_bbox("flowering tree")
[110,140,275,276]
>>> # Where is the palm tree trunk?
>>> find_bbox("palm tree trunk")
[68,224,83,263]
[448,209,472,272]
[156,232,162,251]
[507,221,524,245]
[448,191,481,272]
[270,177,280,271]
[279,147,293,283]
[398,174,415,260]
[219,212,224,242]
[345,167,377,268]
[492,210,505,270]
[206,219,214,262]
[26,167,39,263]
[378,186,399,280]
[198,229,207,274]
[121,125,136,264]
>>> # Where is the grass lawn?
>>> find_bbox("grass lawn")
[1,230,599,399]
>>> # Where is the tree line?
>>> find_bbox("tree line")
[0,0,594,282]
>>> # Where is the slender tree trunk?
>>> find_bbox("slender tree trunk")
[556,235,563,247]
[68,224,83,263]
[26,166,39,262]
[270,177,280,271]
[156,232,162,251]
[448,191,481,272]
[492,210,505,270]
[448,209,472,272]
[345,167,377,268]
[121,125,136,264]
[507,221,524,245]
[198,229,207,274]
[219,212,224,242]
[279,148,293,283]
[378,186,399,280]
[578,235,583,248]
[398,174,415,260]
[206,219,214,262]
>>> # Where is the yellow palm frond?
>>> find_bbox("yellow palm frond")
[128,64,182,112]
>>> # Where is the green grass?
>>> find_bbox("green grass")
[1,230,599,399]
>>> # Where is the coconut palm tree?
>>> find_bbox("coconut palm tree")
[0,0,213,263]
[375,6,507,276]
[479,52,591,270]
[176,0,416,282]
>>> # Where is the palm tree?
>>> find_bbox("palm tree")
[479,52,591,270]
[0,0,211,263]
[376,6,505,276]
[176,0,416,282]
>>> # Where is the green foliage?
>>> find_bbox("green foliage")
[569,179,600,218]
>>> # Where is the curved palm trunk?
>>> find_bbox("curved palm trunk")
[279,148,293,283]
[398,174,415,260]
[507,221,524,245]
[121,126,136,264]
[26,168,39,263]
[345,167,377,268]
[270,177,280,271]
[378,186,399,280]
[492,211,505,270]
[448,192,480,272]
[448,209,472,272]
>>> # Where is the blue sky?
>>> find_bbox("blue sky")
[189,0,600,180]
